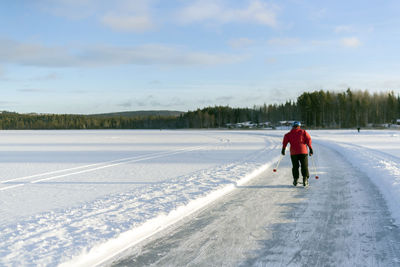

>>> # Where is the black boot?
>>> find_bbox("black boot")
[293,178,298,186]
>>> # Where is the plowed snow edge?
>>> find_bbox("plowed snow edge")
[60,158,278,267]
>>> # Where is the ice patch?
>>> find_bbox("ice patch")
[314,137,400,228]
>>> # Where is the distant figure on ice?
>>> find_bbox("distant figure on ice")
[357,127,360,133]
[281,121,313,187]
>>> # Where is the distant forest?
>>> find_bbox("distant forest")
[0,89,399,130]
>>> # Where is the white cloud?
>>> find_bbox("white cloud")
[228,38,255,49]
[178,1,220,23]
[216,96,234,102]
[242,0,277,26]
[38,0,156,32]
[268,37,300,46]
[265,57,277,64]
[100,0,156,32]
[0,39,77,67]
[310,40,331,47]
[0,39,245,67]
[177,0,277,27]
[311,8,327,21]
[39,0,277,32]
[341,37,361,48]
[334,25,354,33]
[29,73,60,81]
[18,88,48,93]
[119,95,186,109]
[101,14,154,32]
[84,44,245,66]
[37,0,99,20]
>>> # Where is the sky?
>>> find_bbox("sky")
[1,0,400,114]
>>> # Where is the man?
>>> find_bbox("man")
[281,121,313,186]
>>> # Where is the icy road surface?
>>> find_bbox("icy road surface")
[111,143,400,266]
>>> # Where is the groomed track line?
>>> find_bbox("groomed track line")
[0,146,205,191]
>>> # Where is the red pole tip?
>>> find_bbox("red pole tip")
[273,169,277,172]
[315,176,319,179]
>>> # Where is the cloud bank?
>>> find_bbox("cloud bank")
[101,14,154,32]
[177,0,277,27]
[0,39,245,68]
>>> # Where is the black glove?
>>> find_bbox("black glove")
[281,148,285,155]
[309,148,313,156]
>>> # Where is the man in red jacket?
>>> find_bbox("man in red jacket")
[281,121,313,186]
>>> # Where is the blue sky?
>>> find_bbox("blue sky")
[1,0,400,114]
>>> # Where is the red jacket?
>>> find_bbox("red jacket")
[282,128,312,155]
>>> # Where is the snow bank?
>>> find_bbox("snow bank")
[60,158,276,267]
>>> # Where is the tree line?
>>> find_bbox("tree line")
[177,89,400,128]
[297,89,400,128]
[0,112,178,130]
[0,89,399,130]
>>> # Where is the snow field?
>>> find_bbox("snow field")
[0,130,280,266]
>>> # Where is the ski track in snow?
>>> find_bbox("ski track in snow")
[0,131,281,266]
[0,146,205,191]
[110,142,400,267]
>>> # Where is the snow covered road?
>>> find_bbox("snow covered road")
[111,142,400,266]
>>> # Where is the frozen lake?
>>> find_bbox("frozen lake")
[0,130,280,266]
[0,129,399,266]
[0,130,273,222]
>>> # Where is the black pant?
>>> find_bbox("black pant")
[290,154,309,181]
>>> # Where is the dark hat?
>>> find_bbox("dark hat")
[292,121,301,127]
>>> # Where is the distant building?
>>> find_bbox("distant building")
[259,122,271,128]
[279,121,295,127]
[225,121,270,129]
[236,121,257,128]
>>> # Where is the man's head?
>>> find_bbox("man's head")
[292,121,301,128]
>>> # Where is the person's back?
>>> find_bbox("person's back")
[281,122,313,186]
[283,127,311,155]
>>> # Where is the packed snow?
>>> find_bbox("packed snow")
[310,130,400,227]
[0,129,399,266]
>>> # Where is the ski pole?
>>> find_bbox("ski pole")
[273,154,284,172]
[311,155,319,179]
